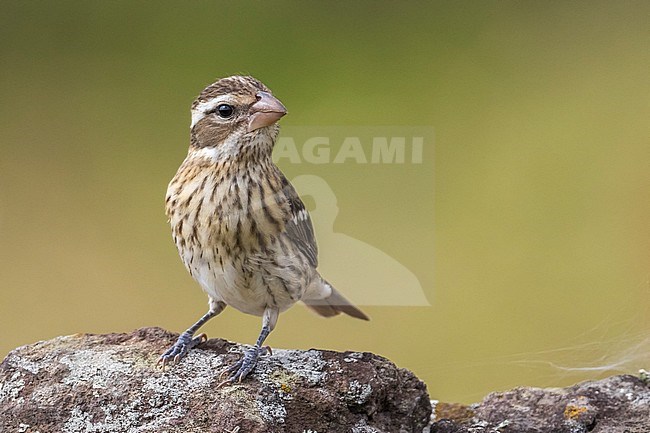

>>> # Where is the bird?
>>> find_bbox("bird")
[159,75,369,384]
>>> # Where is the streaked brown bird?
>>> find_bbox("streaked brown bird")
[160,75,368,384]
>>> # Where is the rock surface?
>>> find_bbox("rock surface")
[0,327,431,433]
[430,374,650,433]
[2,328,648,433]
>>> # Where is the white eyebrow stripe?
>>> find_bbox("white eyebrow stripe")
[190,96,232,129]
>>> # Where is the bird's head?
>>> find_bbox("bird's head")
[189,75,287,149]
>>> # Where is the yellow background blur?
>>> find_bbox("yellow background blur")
[1,2,648,404]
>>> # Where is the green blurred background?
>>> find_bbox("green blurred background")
[1,2,648,403]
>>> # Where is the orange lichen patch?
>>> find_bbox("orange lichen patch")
[564,404,588,420]
[435,402,475,423]
[280,383,292,393]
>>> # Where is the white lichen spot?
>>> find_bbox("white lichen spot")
[0,371,25,403]
[136,349,226,425]
[143,351,219,395]
[59,349,132,390]
[57,347,228,432]
[351,419,381,433]
[345,380,372,405]
[344,352,364,363]
[429,399,439,423]
[8,353,43,375]
[62,398,184,433]
[256,396,286,424]
[268,349,327,385]
[62,407,93,433]
[62,405,139,433]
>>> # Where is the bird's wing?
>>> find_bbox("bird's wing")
[280,177,319,268]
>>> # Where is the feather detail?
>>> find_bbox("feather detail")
[302,277,369,321]
[281,177,319,268]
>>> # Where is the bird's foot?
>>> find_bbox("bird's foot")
[157,332,207,369]
[217,346,271,387]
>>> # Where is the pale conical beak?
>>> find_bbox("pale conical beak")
[247,91,287,132]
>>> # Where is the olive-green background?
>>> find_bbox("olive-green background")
[1,2,648,404]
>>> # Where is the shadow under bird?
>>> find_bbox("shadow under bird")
[160,75,369,385]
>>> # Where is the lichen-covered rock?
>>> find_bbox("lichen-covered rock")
[0,327,431,433]
[429,374,650,433]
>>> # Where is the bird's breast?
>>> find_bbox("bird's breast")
[165,155,312,313]
[166,156,295,271]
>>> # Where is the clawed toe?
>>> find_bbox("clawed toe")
[217,346,270,387]
[157,332,206,369]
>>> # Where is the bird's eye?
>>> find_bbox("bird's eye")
[216,104,234,118]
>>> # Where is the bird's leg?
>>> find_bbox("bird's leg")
[218,307,278,386]
[158,300,226,368]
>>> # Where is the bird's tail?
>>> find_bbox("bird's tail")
[302,277,369,321]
